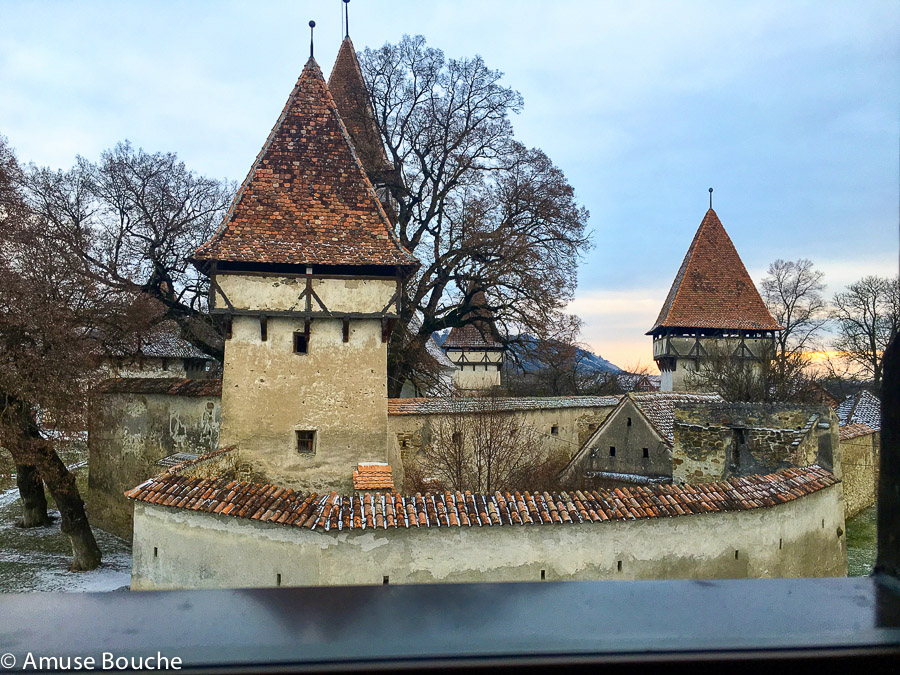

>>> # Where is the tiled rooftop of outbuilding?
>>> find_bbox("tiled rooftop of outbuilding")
[839,423,877,441]
[837,390,881,431]
[98,377,223,397]
[632,391,724,441]
[388,395,622,415]
[125,465,838,533]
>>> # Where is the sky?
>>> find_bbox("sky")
[1,0,898,371]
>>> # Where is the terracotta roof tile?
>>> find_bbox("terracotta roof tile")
[193,57,416,269]
[443,291,504,350]
[839,423,877,441]
[127,465,838,533]
[648,209,782,333]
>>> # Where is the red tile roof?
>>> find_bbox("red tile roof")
[193,57,416,269]
[388,395,621,415]
[125,465,837,532]
[648,209,782,333]
[327,37,392,177]
[839,423,876,441]
[353,463,394,491]
[97,377,223,397]
[444,290,503,349]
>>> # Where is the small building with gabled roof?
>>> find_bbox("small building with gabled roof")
[648,208,782,392]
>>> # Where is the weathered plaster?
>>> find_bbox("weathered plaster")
[215,274,396,314]
[130,484,847,590]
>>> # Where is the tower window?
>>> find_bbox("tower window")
[224,316,233,340]
[296,430,316,454]
[627,417,632,427]
[550,425,559,436]
[260,316,268,342]
[342,318,350,343]
[293,333,307,354]
[609,446,616,457]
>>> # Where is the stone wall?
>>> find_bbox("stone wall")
[672,403,838,484]
[87,390,221,539]
[130,483,847,590]
[841,430,879,518]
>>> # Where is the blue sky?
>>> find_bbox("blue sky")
[1,0,897,369]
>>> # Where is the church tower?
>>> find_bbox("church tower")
[647,207,781,392]
[192,52,417,493]
[443,289,504,391]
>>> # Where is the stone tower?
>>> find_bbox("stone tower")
[192,55,418,493]
[647,208,781,392]
[443,289,504,391]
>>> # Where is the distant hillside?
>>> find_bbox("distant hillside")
[432,331,621,374]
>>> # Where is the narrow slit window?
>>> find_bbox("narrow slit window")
[383,575,389,585]
[342,318,350,343]
[224,316,233,340]
[296,430,316,454]
[643,448,649,458]
[293,332,308,354]
[609,446,616,457]
[617,560,622,572]
[627,417,632,427]
[276,573,282,587]
[260,316,268,342]
[540,569,546,580]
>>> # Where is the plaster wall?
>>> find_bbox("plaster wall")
[654,336,773,392]
[87,393,220,539]
[130,484,847,590]
[841,431,879,518]
[388,404,615,485]
[215,274,396,315]
[219,313,390,494]
[560,399,671,487]
[446,350,503,390]
[102,357,188,380]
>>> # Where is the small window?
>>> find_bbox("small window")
[224,316,233,340]
[293,332,308,354]
[550,425,559,436]
[342,318,350,343]
[642,448,649,458]
[296,430,316,454]
[627,417,632,427]
[383,575,389,585]
[276,573,282,587]
[609,446,616,457]
[260,316,268,342]
[617,560,622,572]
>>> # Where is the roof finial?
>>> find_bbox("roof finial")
[708,187,713,210]
[343,0,350,38]
[309,20,316,59]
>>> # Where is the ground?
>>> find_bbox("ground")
[0,443,131,593]
[846,504,877,577]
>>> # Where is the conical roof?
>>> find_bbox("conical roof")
[444,290,504,349]
[647,209,781,333]
[327,37,392,177]
[193,57,416,269]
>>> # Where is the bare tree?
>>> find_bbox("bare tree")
[417,395,562,493]
[22,141,233,359]
[832,275,900,391]
[761,258,827,366]
[0,136,144,569]
[358,36,591,396]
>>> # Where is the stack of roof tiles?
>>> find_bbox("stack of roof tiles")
[125,466,838,532]
[192,56,415,269]
[388,396,621,415]
[648,209,782,333]
[352,463,394,491]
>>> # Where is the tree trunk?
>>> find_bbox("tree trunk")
[15,464,52,528]
[5,402,102,571]
[31,441,102,571]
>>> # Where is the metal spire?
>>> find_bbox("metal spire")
[343,0,350,38]
[309,20,316,59]
[709,187,713,209]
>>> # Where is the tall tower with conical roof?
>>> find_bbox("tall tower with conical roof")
[647,208,781,392]
[192,53,417,493]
